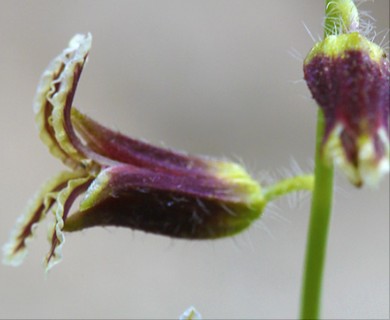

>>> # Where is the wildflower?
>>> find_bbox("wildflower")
[3,34,266,271]
[304,32,390,187]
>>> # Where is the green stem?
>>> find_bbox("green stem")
[300,110,334,319]
[263,175,314,203]
[300,0,355,317]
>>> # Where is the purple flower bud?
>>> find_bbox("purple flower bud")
[304,32,389,186]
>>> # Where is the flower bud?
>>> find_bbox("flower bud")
[304,32,389,186]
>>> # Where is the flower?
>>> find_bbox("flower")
[304,32,389,187]
[3,34,266,271]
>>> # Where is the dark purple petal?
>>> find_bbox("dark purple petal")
[304,50,389,142]
[72,108,210,175]
[64,165,265,239]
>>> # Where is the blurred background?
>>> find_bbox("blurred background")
[0,1,388,319]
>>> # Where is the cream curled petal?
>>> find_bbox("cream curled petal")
[45,175,93,272]
[34,33,115,170]
[2,170,85,266]
[64,164,265,239]
[33,35,92,169]
[49,34,92,166]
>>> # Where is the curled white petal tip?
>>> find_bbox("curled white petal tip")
[2,243,27,267]
[179,306,202,320]
[324,124,390,187]
[358,134,390,187]
[68,33,92,49]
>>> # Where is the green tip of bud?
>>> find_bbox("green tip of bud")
[213,161,264,205]
[305,32,386,65]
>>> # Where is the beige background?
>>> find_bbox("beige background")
[0,1,388,319]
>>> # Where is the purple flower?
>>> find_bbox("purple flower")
[3,34,265,270]
[304,32,389,186]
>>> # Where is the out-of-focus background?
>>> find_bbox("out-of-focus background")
[0,1,388,319]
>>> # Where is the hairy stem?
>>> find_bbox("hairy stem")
[263,175,314,203]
